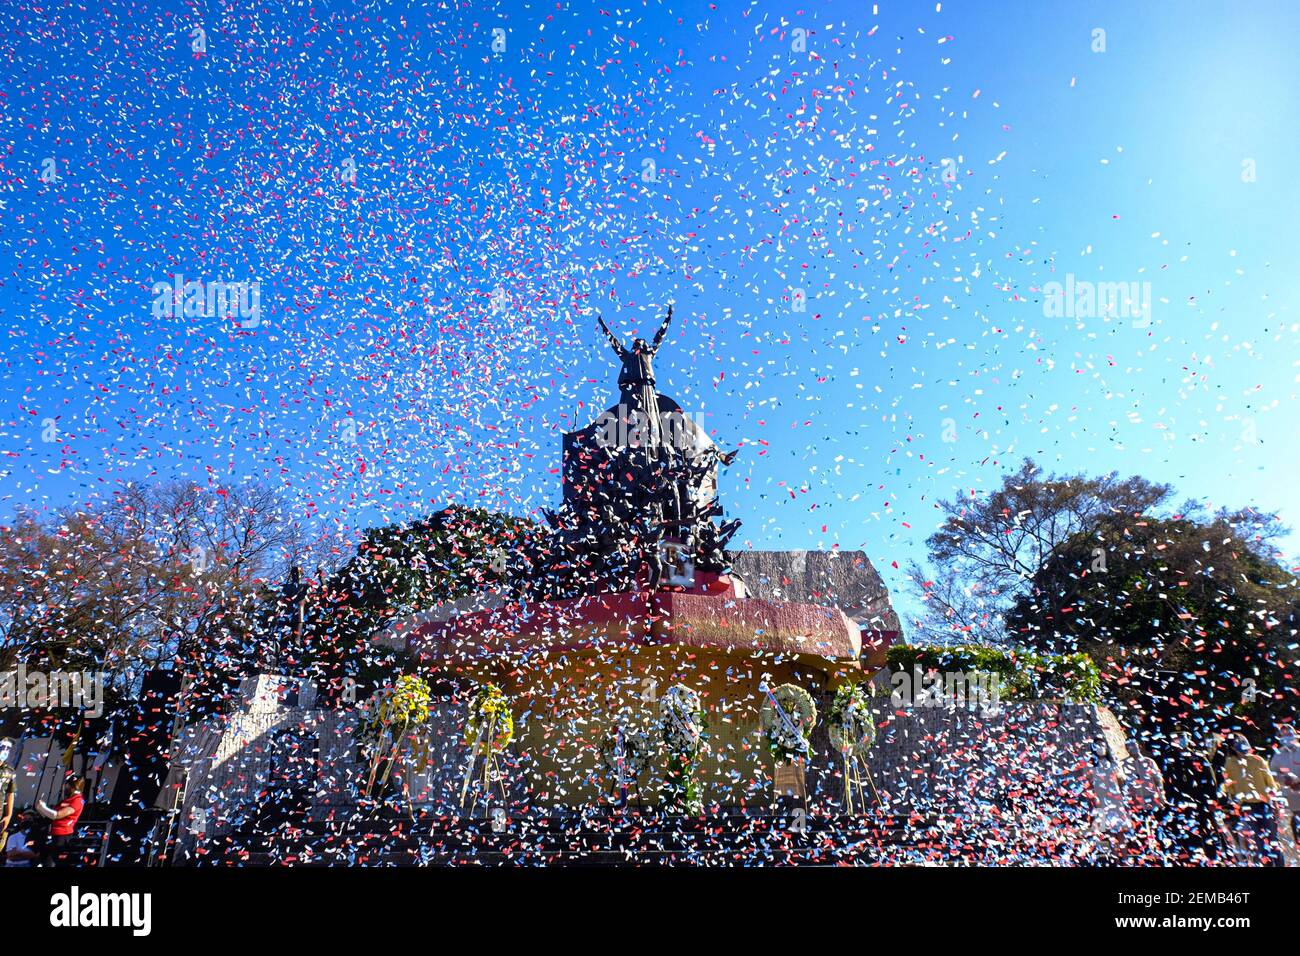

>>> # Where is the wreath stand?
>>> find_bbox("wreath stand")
[361,735,426,822]
[771,757,808,812]
[840,751,882,815]
[361,720,401,800]
[361,722,423,821]
[606,764,645,807]
[761,683,813,813]
[605,727,645,808]
[459,715,508,814]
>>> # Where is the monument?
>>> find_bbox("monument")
[403,308,892,805]
[155,310,1151,865]
[541,306,741,592]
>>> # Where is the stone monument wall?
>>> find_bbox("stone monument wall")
[171,679,1115,850]
[729,549,902,633]
[802,699,1113,822]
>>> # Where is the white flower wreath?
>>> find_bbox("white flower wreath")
[827,685,876,761]
[759,682,817,762]
[659,684,703,754]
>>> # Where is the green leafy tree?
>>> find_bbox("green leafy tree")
[300,505,543,702]
[1006,509,1299,741]
[908,458,1172,644]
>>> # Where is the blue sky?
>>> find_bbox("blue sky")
[2,0,1299,627]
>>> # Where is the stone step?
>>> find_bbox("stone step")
[210,803,1097,867]
[228,845,907,867]
[246,809,931,838]
[217,823,974,868]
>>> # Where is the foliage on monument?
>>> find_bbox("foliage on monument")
[464,682,514,756]
[886,643,1102,703]
[759,682,817,763]
[827,683,876,760]
[299,506,544,697]
[658,684,705,813]
[1005,510,1299,740]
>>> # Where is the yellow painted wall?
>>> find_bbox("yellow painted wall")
[433,645,835,807]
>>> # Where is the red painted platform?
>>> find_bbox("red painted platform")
[404,574,895,670]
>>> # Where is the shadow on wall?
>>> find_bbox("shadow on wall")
[170,679,1114,843]
[808,699,1111,822]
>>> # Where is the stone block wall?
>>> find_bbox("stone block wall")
[729,549,901,633]
[802,699,1110,822]
[169,673,1117,856]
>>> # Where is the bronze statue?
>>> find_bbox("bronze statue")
[597,305,672,392]
[533,303,743,593]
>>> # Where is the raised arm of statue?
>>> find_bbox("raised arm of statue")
[597,314,627,357]
[650,304,673,352]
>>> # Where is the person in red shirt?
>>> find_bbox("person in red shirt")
[35,776,85,866]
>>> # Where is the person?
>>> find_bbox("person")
[1268,723,1300,856]
[1123,741,1166,857]
[1209,732,1231,784]
[1088,739,1131,862]
[35,776,86,866]
[1219,734,1282,866]
[1162,731,1221,863]
[1124,742,1166,814]
[0,737,15,850]
[3,811,39,866]
[1207,733,1241,858]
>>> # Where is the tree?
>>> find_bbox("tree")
[1006,509,1299,742]
[908,458,1171,644]
[0,480,306,733]
[908,457,1299,742]
[299,505,544,704]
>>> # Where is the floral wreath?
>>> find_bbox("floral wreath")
[658,684,704,755]
[358,674,433,798]
[378,674,432,726]
[464,683,514,756]
[362,674,431,747]
[759,682,817,763]
[827,683,876,761]
[658,684,705,813]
